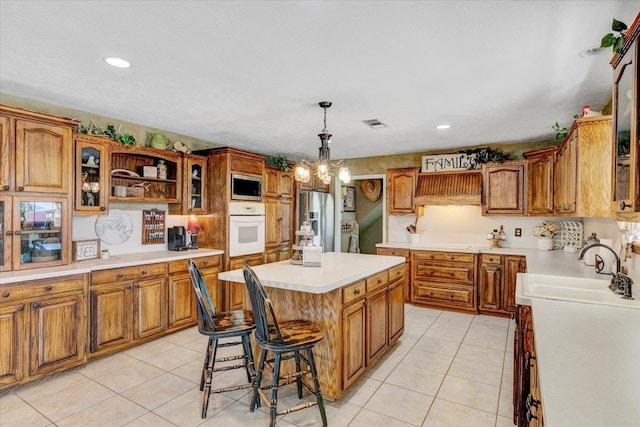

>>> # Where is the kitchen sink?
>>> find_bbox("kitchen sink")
[521,273,640,309]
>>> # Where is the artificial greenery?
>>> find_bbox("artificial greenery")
[79,123,136,146]
[458,147,511,169]
[265,155,290,171]
[601,18,628,54]
[552,122,568,140]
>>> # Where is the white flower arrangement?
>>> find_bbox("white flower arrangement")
[534,221,560,238]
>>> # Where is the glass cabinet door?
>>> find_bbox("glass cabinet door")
[13,197,68,270]
[0,196,11,272]
[613,56,633,205]
[74,134,110,215]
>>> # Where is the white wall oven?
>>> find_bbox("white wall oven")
[228,202,265,257]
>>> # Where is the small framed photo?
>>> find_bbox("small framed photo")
[73,239,101,262]
[343,186,356,212]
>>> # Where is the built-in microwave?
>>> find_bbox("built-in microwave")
[231,173,262,201]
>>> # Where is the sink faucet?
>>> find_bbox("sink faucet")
[578,243,633,299]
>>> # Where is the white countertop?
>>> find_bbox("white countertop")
[218,252,405,294]
[0,248,224,285]
[531,299,640,427]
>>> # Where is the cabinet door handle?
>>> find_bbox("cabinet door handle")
[496,266,501,271]
[526,394,541,409]
[134,283,140,288]
[377,279,382,284]
[100,206,106,211]
[5,231,11,236]
[141,270,148,275]
[2,185,9,191]
[2,292,9,298]
[14,230,21,235]
[18,186,24,191]
[44,285,53,291]
[620,201,631,210]
[354,289,360,295]
[17,304,25,311]
[116,273,124,279]
[32,303,39,308]
[526,408,539,422]
[125,285,131,289]
[202,260,208,266]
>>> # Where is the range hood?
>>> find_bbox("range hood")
[414,170,482,206]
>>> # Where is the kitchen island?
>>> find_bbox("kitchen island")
[218,252,406,400]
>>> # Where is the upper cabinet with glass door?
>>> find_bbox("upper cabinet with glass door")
[74,133,111,215]
[611,15,640,219]
[169,153,207,215]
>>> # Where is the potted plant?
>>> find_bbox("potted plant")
[533,221,559,250]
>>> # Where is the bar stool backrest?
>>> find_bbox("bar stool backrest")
[188,259,218,332]
[242,265,284,346]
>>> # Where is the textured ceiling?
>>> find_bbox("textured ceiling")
[1,1,638,161]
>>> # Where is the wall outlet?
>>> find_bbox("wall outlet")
[515,228,522,237]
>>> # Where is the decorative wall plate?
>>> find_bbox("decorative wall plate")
[95,209,133,245]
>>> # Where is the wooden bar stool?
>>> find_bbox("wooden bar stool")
[242,265,327,427]
[188,260,257,419]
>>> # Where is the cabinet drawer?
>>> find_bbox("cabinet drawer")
[413,281,474,306]
[481,254,501,264]
[168,255,222,274]
[377,248,410,258]
[1,275,85,303]
[343,280,366,305]
[366,270,388,292]
[388,264,405,282]
[414,251,475,263]
[413,263,474,285]
[91,263,167,285]
[228,253,264,270]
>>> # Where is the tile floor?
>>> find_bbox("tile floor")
[0,304,517,426]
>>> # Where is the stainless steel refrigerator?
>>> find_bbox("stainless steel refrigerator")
[297,190,334,252]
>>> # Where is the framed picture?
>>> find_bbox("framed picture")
[343,186,356,212]
[72,239,101,261]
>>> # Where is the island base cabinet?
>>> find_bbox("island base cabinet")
[366,287,388,366]
[387,279,405,345]
[342,299,366,389]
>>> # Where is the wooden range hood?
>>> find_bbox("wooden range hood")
[414,170,482,205]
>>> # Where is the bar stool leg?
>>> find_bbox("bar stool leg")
[269,352,282,427]
[294,350,303,399]
[202,337,219,418]
[200,337,213,391]
[306,348,327,427]
[251,348,267,412]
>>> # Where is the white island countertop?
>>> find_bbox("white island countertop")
[531,298,640,427]
[219,252,405,294]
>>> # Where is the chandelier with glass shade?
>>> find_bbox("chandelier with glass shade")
[294,101,351,185]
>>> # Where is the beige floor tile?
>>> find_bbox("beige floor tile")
[385,363,445,396]
[422,398,496,427]
[77,352,139,379]
[424,325,467,343]
[124,339,179,361]
[456,344,504,367]
[29,379,115,422]
[153,386,235,426]
[208,368,252,401]
[143,345,203,371]
[364,354,400,381]
[439,311,474,321]
[448,358,502,386]
[349,408,415,426]
[0,392,28,415]
[201,400,293,426]
[414,336,460,356]
[160,326,202,346]
[473,315,510,328]
[497,387,513,418]
[403,316,435,335]
[462,331,507,351]
[284,397,360,427]
[432,316,472,331]
[1,403,52,427]
[124,412,178,426]
[496,415,517,427]
[122,372,196,410]
[340,376,383,407]
[437,376,499,413]
[16,371,91,403]
[56,395,147,427]
[408,306,444,318]
[365,383,434,425]
[468,322,509,339]
[93,361,165,393]
[401,348,453,374]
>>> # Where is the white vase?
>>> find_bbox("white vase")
[537,237,553,251]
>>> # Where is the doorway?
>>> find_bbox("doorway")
[333,174,386,254]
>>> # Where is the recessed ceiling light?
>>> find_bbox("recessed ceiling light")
[578,46,608,58]
[104,57,131,68]
[436,124,451,130]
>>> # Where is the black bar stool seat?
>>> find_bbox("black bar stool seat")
[188,259,257,419]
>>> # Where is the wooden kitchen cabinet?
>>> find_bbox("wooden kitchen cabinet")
[264,166,294,264]
[73,133,111,215]
[524,147,556,215]
[387,167,419,214]
[169,153,208,215]
[514,305,544,427]
[227,253,264,310]
[387,269,405,345]
[366,287,388,365]
[0,274,87,390]
[298,174,330,193]
[610,16,639,220]
[479,254,526,316]
[482,161,526,215]
[411,250,477,313]
[342,297,366,389]
[555,116,612,217]
[90,263,167,356]
[377,247,411,302]
[0,105,78,194]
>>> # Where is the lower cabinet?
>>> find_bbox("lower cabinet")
[514,305,544,426]
[478,254,526,316]
[227,253,264,311]
[376,247,411,302]
[342,264,405,389]
[0,275,87,390]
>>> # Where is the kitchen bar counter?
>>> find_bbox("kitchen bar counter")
[0,248,224,285]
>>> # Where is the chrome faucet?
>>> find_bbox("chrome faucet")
[578,243,633,299]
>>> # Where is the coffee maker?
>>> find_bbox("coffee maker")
[168,226,189,251]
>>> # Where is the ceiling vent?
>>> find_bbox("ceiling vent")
[362,119,387,129]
